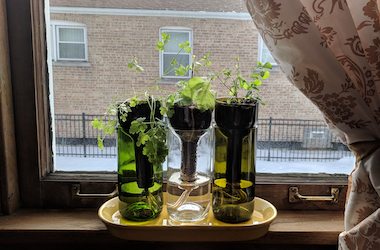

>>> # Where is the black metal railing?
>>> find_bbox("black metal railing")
[54,114,353,161]
[55,113,117,158]
[256,118,352,161]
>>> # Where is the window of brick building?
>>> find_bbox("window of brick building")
[159,27,193,78]
[50,20,88,61]
[258,36,277,67]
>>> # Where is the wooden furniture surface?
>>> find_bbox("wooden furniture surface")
[0,208,344,249]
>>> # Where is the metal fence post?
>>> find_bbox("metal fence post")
[267,117,272,161]
[82,112,87,157]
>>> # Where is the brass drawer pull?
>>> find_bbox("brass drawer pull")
[72,184,118,199]
[288,187,339,203]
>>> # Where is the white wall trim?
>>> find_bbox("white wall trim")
[50,6,252,20]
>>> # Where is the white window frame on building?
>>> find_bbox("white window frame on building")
[50,20,88,62]
[159,27,193,79]
[258,36,277,67]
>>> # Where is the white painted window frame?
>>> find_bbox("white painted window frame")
[258,36,277,67]
[159,27,193,79]
[50,20,88,62]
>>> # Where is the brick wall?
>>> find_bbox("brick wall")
[50,0,248,12]
[50,13,323,120]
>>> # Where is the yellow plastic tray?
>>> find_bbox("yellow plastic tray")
[98,195,277,242]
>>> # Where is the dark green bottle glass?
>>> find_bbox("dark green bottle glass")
[117,101,163,222]
[212,98,257,223]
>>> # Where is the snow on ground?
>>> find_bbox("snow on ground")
[55,155,355,175]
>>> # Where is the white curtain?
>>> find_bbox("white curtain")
[245,0,380,249]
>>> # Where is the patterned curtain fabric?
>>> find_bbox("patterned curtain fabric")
[244,0,380,249]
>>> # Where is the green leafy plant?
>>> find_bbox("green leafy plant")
[92,93,168,165]
[128,99,168,166]
[211,56,272,105]
[163,52,216,117]
[90,57,148,151]
[91,32,197,165]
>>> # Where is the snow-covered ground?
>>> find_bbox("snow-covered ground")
[55,153,355,175]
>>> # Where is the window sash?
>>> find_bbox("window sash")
[160,29,192,78]
[2,0,348,210]
[54,25,88,61]
[258,36,277,66]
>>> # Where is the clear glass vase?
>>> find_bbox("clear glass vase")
[166,126,212,223]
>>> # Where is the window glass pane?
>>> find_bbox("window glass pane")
[163,31,190,53]
[49,1,354,175]
[163,54,190,77]
[59,27,84,42]
[59,43,86,59]
[261,45,276,65]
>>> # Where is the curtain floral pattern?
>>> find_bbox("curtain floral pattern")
[245,0,380,249]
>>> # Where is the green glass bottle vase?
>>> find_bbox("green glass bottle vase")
[212,98,257,223]
[117,101,163,222]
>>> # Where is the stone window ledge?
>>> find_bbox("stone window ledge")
[52,61,91,67]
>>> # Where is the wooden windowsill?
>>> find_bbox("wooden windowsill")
[0,208,344,247]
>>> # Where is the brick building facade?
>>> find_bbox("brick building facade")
[49,0,323,120]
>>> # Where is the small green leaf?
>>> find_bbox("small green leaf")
[138,133,150,146]
[197,89,215,111]
[129,119,147,134]
[188,77,204,90]
[127,61,135,69]
[166,109,175,118]
[97,136,104,150]
[202,81,211,92]
[156,41,164,51]
[108,120,117,127]
[224,70,232,77]
[162,32,170,41]
[98,118,105,130]
[207,71,215,77]
[159,107,167,115]
[135,65,144,72]
[91,118,101,129]
[181,96,193,105]
[250,73,260,79]
[195,62,202,67]
[175,65,187,76]
[243,82,250,90]
[170,59,178,66]
[264,62,272,69]
[176,80,186,88]
[231,86,237,93]
[104,125,116,134]
[129,97,139,107]
[261,70,270,79]
[254,79,262,86]
[182,86,196,100]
